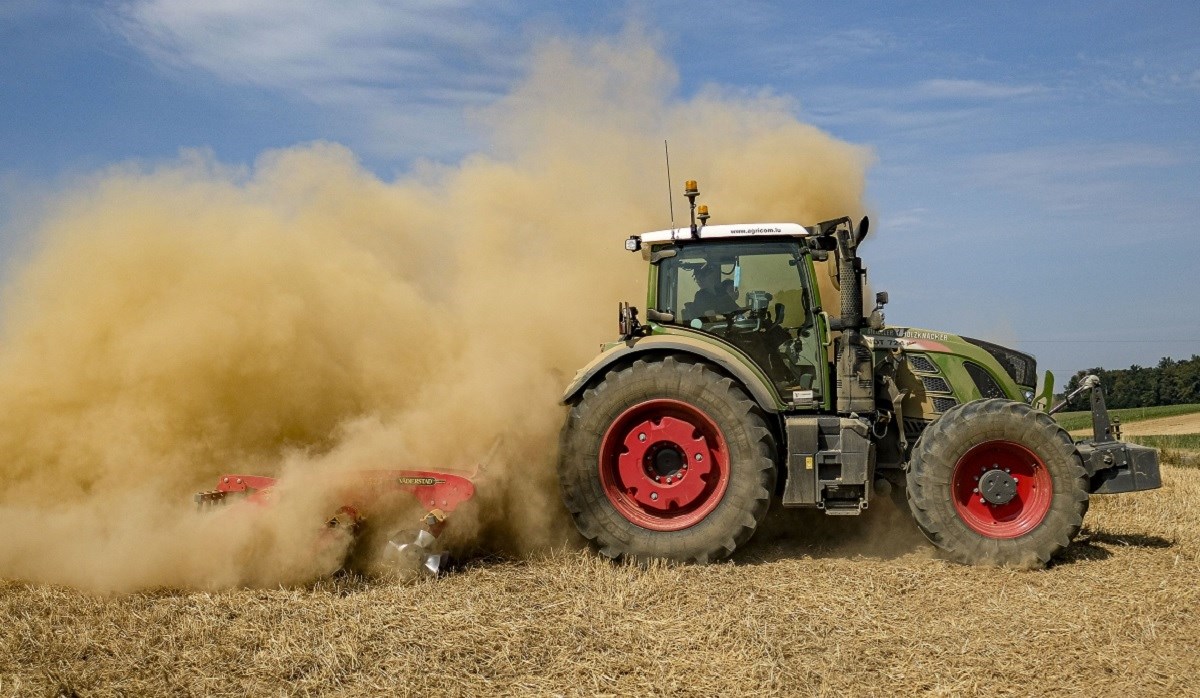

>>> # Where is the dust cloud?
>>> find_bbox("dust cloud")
[0,31,869,592]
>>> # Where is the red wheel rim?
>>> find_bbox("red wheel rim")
[598,399,730,531]
[951,440,1053,538]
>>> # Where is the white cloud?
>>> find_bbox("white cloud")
[977,143,1179,178]
[970,143,1183,214]
[914,79,1047,100]
[879,207,929,232]
[106,0,528,158]
[810,27,897,54]
[1076,49,1200,102]
[803,77,1049,138]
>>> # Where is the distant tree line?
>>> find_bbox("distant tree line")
[1062,355,1200,409]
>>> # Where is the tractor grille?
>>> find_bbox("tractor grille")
[908,354,938,373]
[965,361,1006,399]
[963,336,1037,388]
[921,376,952,394]
[932,396,958,413]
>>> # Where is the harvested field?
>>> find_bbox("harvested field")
[1070,410,1200,465]
[1055,403,1200,433]
[1112,411,1200,437]
[4,459,1197,697]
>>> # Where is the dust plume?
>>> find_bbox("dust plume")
[0,31,869,592]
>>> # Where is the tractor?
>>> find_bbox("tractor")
[557,180,1161,568]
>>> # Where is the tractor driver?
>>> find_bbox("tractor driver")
[684,263,740,322]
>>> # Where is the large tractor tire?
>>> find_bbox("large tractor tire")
[558,355,776,563]
[906,398,1089,568]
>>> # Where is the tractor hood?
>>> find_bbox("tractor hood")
[864,326,1038,398]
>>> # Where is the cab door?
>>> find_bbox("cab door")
[653,239,827,409]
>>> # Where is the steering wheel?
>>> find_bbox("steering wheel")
[717,307,760,333]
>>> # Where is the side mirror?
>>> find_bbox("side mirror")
[868,290,887,330]
[618,302,643,340]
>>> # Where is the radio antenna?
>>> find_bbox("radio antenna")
[664,140,676,231]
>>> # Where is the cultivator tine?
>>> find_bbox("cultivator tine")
[381,526,444,579]
[194,490,229,507]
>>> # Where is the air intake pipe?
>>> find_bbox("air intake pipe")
[819,217,875,415]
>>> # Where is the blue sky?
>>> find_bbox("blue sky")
[1,1,1198,382]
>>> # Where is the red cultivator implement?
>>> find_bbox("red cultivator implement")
[195,468,477,578]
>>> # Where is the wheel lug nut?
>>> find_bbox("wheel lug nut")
[973,488,979,493]
[651,492,659,501]
[638,433,646,442]
[694,453,703,462]
[979,497,986,504]
[666,477,672,484]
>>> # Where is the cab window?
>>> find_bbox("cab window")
[655,240,819,397]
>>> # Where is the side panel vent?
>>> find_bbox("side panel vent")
[921,375,952,394]
[908,354,938,373]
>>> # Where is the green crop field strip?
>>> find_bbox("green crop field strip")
[1128,434,1200,451]
[1052,403,1200,432]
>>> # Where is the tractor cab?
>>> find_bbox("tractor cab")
[652,239,824,400]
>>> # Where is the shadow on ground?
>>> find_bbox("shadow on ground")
[733,496,929,565]
[1053,528,1175,566]
[732,498,1177,569]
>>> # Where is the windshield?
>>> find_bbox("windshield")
[655,240,820,399]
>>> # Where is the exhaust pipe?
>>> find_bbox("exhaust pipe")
[821,217,875,415]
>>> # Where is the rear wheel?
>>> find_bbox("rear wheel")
[558,355,776,563]
[906,398,1089,568]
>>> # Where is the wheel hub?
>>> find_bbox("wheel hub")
[598,399,730,532]
[617,415,711,512]
[950,440,1053,539]
[648,443,685,477]
[979,469,1017,505]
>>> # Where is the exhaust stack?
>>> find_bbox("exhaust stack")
[820,217,875,415]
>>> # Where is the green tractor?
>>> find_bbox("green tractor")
[558,180,1161,568]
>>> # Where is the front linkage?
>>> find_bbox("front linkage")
[1050,375,1162,495]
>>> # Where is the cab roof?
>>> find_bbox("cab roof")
[639,222,813,244]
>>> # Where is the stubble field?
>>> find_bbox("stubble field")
[3,454,1197,697]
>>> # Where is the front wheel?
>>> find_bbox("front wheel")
[558,355,776,564]
[906,398,1089,568]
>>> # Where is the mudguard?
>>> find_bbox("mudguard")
[560,334,784,413]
